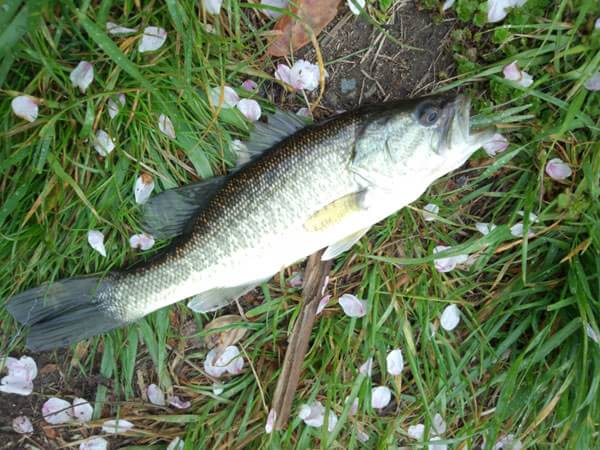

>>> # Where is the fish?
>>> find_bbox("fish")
[6,94,493,351]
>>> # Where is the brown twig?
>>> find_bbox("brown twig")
[271,250,332,430]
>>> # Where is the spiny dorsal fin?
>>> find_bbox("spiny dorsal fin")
[245,109,310,155]
[141,177,226,239]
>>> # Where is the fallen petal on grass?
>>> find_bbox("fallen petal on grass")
[423,203,439,221]
[503,61,533,87]
[265,408,277,433]
[87,230,107,257]
[93,130,115,157]
[11,96,38,122]
[261,0,289,18]
[139,27,167,52]
[70,61,94,93]
[130,233,155,251]
[298,401,325,427]
[440,304,460,331]
[147,384,166,406]
[347,0,366,15]
[407,423,425,440]
[42,398,72,424]
[134,173,155,205]
[167,395,191,409]
[545,158,572,180]
[433,246,468,273]
[72,398,93,423]
[106,22,138,35]
[371,386,392,409]
[359,357,373,377]
[386,349,404,375]
[203,0,223,14]
[107,94,125,119]
[237,99,261,122]
[493,434,523,450]
[210,86,240,108]
[316,294,331,315]
[79,437,108,450]
[102,419,134,433]
[339,294,367,317]
[488,0,527,23]
[12,416,33,434]
[167,437,185,450]
[482,133,509,156]
[158,114,176,139]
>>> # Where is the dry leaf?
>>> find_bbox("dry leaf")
[203,315,247,350]
[267,0,341,56]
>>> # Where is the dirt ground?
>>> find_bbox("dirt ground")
[1,2,456,448]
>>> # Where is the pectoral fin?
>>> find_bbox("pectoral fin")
[187,278,270,313]
[321,228,369,261]
[304,192,366,232]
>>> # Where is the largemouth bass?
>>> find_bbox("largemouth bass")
[7,94,492,351]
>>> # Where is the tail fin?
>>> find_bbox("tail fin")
[6,277,126,351]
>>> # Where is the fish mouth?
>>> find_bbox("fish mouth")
[440,95,494,155]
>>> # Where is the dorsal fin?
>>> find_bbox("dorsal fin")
[141,177,226,239]
[245,109,309,155]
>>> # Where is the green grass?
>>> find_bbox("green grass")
[1,0,599,449]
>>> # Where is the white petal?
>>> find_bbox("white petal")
[518,71,533,88]
[218,345,244,375]
[203,0,223,15]
[130,233,155,251]
[139,27,167,52]
[433,413,446,434]
[475,222,497,235]
[158,114,176,139]
[261,0,288,18]
[423,203,440,222]
[237,99,261,122]
[274,64,293,86]
[510,223,534,238]
[440,304,460,331]
[265,408,277,433]
[147,384,166,406]
[503,61,534,87]
[12,416,33,434]
[371,386,392,409]
[167,395,191,409]
[596,18,600,29]
[493,434,523,450]
[241,79,258,91]
[345,396,359,416]
[106,22,138,35]
[298,401,325,427]
[107,94,125,119]
[586,324,599,344]
[482,133,509,156]
[434,245,468,273]
[204,348,227,378]
[296,107,311,118]
[339,294,367,318]
[102,419,134,433]
[359,357,373,377]
[166,437,185,450]
[79,437,108,450]
[442,0,455,10]
[288,271,304,287]
[407,423,425,440]
[72,398,93,423]
[0,376,33,395]
[321,275,329,296]
[545,158,572,180]
[584,72,600,91]
[429,436,448,450]
[347,0,366,15]
[93,130,115,157]
[326,412,338,432]
[133,173,155,205]
[210,86,240,108]
[386,349,404,375]
[11,96,38,122]
[289,59,322,91]
[517,210,539,223]
[70,61,94,93]
[357,430,369,442]
[6,356,37,381]
[212,384,224,395]
[487,0,526,23]
[87,230,107,257]
[42,398,73,424]
[316,294,331,315]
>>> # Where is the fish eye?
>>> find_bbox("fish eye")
[417,104,440,127]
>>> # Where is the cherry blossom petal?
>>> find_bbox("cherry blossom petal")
[147,384,166,406]
[265,408,277,433]
[274,64,293,86]
[595,18,600,29]
[371,386,392,409]
[12,416,33,434]
[70,61,94,93]
[316,294,331,315]
[482,133,509,156]
[545,158,572,180]
[167,395,191,409]
[407,423,425,440]
[510,223,534,238]
[440,304,460,331]
[347,0,365,15]
[139,27,167,52]
[359,357,373,377]
[339,294,367,318]
[357,430,369,442]
[386,349,404,376]
[106,22,138,35]
[210,86,240,108]
[42,398,72,424]
[167,437,185,450]
[326,412,338,432]
[517,210,539,223]
[475,222,497,235]
[433,246,468,273]
[107,94,125,119]
[433,413,447,434]
[212,384,224,395]
[345,396,359,415]
[289,60,321,91]
[102,419,134,433]
[80,439,109,450]
[503,61,533,88]
[204,348,227,377]
[130,233,155,251]
[487,0,527,23]
[203,0,223,14]
[429,436,448,450]
[584,72,600,91]
[321,275,329,296]
[298,401,325,427]
[237,99,261,122]
[0,376,33,395]
[288,271,304,287]
[11,96,38,122]
[493,434,523,450]
[158,114,176,139]
[6,356,37,381]
[217,345,244,375]
[241,79,258,91]
[87,230,106,257]
[134,173,155,205]
[442,0,455,10]
[423,203,439,222]
[586,324,599,344]
[261,0,288,18]
[72,398,93,423]
[93,130,115,157]
[296,107,311,118]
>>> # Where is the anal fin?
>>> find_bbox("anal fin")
[187,279,269,313]
[321,228,369,261]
